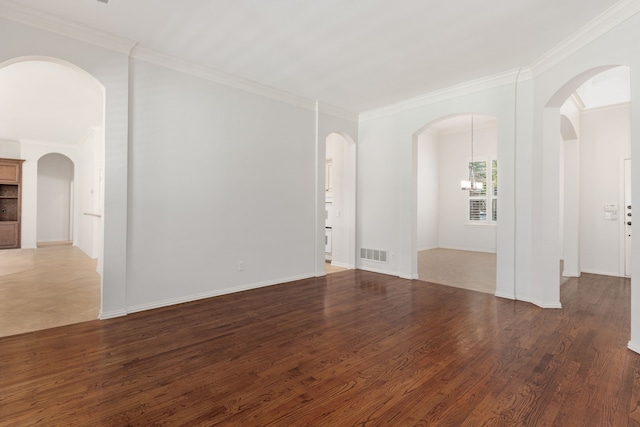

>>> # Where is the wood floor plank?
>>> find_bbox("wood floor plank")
[1,270,639,426]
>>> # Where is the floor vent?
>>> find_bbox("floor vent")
[360,248,388,263]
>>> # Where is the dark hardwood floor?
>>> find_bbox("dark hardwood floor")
[1,270,639,426]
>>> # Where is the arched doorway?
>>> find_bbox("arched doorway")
[414,114,499,293]
[324,132,357,273]
[543,65,631,307]
[0,57,105,335]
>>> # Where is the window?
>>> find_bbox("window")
[467,159,497,223]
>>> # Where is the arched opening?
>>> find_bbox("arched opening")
[414,113,498,293]
[324,132,357,274]
[542,65,631,308]
[0,57,105,336]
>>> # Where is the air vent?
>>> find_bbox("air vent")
[360,248,388,263]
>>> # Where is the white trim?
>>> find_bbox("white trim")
[529,0,640,77]
[99,309,127,320]
[131,46,316,111]
[318,102,359,122]
[0,0,136,54]
[0,1,318,111]
[628,341,640,355]
[562,270,581,278]
[126,274,314,315]
[581,101,631,114]
[330,261,354,270]
[360,68,525,122]
[358,265,398,277]
[438,245,497,254]
[494,291,516,300]
[519,296,563,309]
[580,268,626,277]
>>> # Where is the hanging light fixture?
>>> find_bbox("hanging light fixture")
[461,115,483,191]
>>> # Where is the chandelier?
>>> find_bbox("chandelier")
[461,115,483,191]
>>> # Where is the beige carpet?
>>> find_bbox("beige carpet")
[418,248,497,294]
[0,248,35,276]
[0,245,100,337]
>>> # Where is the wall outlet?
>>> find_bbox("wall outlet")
[237,261,245,271]
[390,252,396,261]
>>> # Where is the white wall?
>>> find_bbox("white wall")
[36,153,74,242]
[76,127,104,263]
[125,59,317,310]
[579,104,630,276]
[0,140,20,158]
[417,131,438,250]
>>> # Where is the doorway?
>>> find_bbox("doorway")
[37,153,74,245]
[415,114,498,293]
[558,66,631,282]
[0,58,105,333]
[324,132,356,274]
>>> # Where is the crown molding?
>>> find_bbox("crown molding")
[580,100,630,113]
[317,102,359,122]
[360,68,527,122]
[0,0,317,111]
[131,46,316,111]
[529,0,640,76]
[0,0,136,54]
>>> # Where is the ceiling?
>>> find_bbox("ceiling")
[3,0,623,113]
[0,60,103,145]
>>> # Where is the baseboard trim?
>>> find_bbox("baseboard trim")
[580,269,624,278]
[562,270,581,278]
[99,309,128,320]
[330,261,354,269]
[494,291,516,300]
[628,341,640,355]
[358,265,397,277]
[126,274,315,315]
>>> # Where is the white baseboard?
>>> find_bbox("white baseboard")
[330,261,354,269]
[122,274,314,316]
[358,265,397,277]
[562,270,581,278]
[99,309,127,320]
[435,245,497,254]
[628,341,640,355]
[580,269,624,278]
[494,291,516,300]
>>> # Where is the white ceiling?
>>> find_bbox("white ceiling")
[3,0,623,113]
[0,60,103,145]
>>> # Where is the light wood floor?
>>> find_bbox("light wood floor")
[0,245,100,338]
[1,270,637,425]
[325,261,347,274]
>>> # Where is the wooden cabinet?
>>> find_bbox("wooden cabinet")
[0,158,24,249]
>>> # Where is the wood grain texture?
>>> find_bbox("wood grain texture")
[1,271,638,426]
